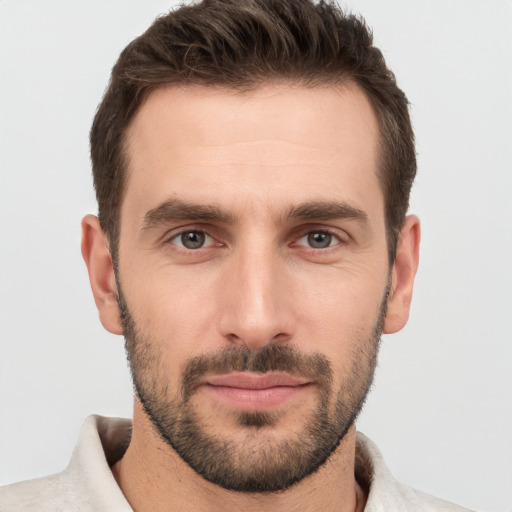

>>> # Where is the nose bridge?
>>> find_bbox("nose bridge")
[219,236,293,348]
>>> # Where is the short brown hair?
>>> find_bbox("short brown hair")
[90,0,416,263]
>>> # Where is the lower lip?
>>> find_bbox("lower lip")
[203,383,312,410]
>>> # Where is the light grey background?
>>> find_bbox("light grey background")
[1,1,511,511]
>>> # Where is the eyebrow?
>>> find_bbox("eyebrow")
[287,201,369,224]
[142,198,368,230]
[142,198,236,230]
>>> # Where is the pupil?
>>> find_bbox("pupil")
[182,231,205,249]
[308,232,331,248]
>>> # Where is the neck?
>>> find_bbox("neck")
[112,401,367,512]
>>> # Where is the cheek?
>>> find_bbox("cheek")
[122,265,222,357]
[124,276,218,397]
[293,266,387,360]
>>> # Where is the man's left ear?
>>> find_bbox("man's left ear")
[383,215,421,334]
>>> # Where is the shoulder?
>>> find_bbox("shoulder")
[356,432,477,512]
[0,415,133,512]
[0,472,73,511]
[388,482,478,512]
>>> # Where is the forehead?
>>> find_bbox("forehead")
[122,83,382,222]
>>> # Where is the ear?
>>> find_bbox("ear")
[81,215,123,335]
[383,215,421,334]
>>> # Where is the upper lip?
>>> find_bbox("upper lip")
[204,372,311,389]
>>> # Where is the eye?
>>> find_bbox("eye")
[171,230,214,250]
[297,230,340,249]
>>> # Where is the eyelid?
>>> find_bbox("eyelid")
[292,226,350,247]
[171,230,215,249]
[162,225,218,248]
[159,224,350,251]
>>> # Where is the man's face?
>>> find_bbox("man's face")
[116,84,390,491]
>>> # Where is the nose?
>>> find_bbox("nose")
[218,243,295,350]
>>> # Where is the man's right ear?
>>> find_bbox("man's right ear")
[81,215,123,335]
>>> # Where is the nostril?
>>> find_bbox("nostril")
[226,333,244,345]
[224,331,291,348]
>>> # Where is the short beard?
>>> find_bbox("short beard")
[117,285,386,493]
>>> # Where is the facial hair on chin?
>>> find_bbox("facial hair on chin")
[116,284,386,493]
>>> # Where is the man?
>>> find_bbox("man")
[0,0,476,510]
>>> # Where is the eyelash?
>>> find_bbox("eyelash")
[294,229,344,250]
[165,228,218,250]
[164,226,347,252]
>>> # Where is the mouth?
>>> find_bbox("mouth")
[201,372,313,411]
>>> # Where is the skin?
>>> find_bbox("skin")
[82,83,420,512]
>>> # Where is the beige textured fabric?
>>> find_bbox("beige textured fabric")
[0,415,476,511]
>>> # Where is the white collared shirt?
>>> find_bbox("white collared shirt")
[0,415,476,511]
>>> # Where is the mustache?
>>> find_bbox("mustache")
[181,343,333,400]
